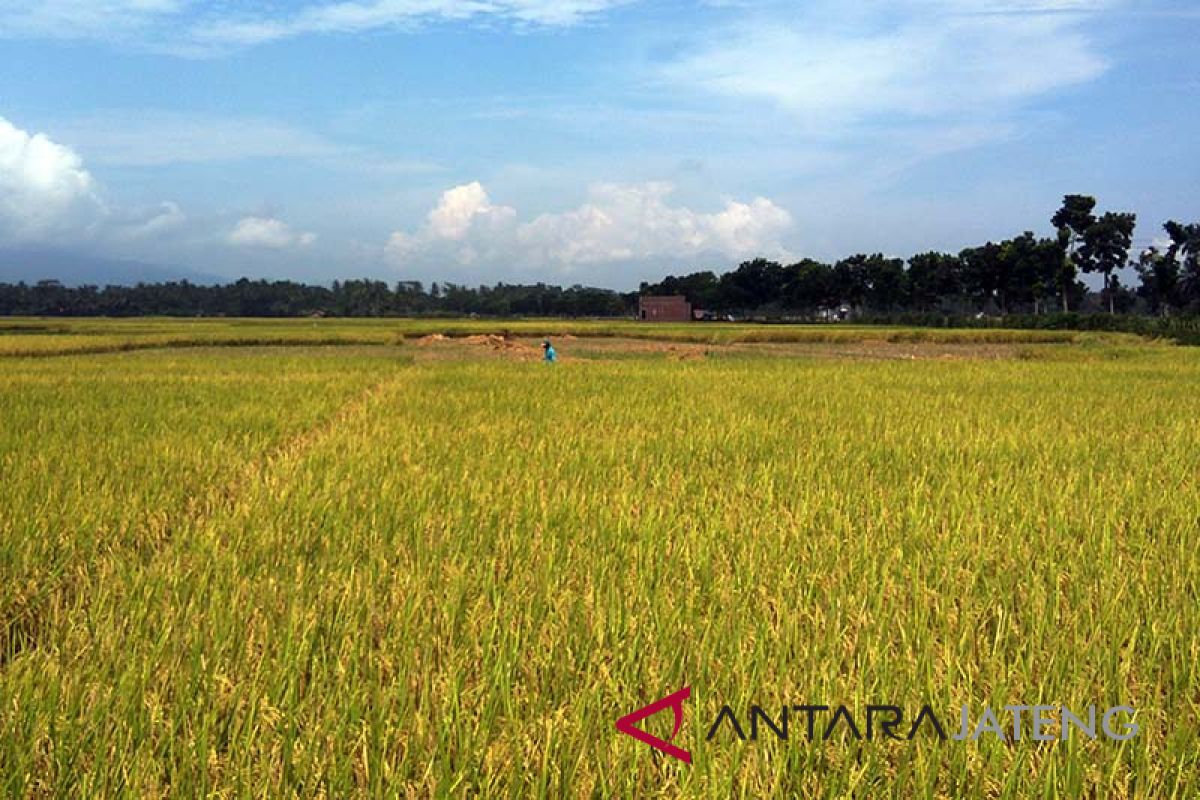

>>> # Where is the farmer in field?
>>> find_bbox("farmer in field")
[542,339,557,363]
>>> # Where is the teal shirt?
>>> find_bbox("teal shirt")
[544,346,557,362]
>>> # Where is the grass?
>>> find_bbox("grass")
[1,323,1197,797]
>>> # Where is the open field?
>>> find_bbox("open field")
[1,322,1198,797]
[0,317,1113,358]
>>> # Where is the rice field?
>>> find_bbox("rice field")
[1,320,1197,797]
[0,317,1097,358]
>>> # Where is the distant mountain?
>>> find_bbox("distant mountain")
[0,247,223,287]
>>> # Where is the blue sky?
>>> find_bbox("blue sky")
[0,0,1196,287]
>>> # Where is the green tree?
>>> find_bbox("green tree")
[1163,220,1200,311]
[998,232,1049,314]
[1080,212,1137,313]
[862,255,909,312]
[832,255,872,312]
[641,271,721,309]
[960,242,1006,313]
[1051,195,1096,312]
[907,252,963,312]
[1134,247,1180,316]
[781,259,835,313]
[717,259,785,311]
[1028,236,1068,314]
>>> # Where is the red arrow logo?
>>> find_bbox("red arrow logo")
[615,686,692,764]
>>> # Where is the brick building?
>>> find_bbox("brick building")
[638,295,692,322]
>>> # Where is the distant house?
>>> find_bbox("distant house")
[638,295,692,322]
[816,305,852,322]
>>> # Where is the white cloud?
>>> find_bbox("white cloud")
[425,181,516,240]
[48,113,342,167]
[0,115,195,248]
[386,180,792,270]
[0,116,101,241]
[0,0,632,51]
[517,183,792,265]
[109,201,186,241]
[192,1,633,47]
[0,0,186,41]
[661,0,1112,128]
[228,217,317,249]
[384,230,419,260]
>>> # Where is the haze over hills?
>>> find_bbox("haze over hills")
[0,248,221,287]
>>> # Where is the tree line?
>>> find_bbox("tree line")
[642,198,1199,318]
[1,195,1197,320]
[0,278,633,318]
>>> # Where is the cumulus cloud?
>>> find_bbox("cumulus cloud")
[517,183,792,265]
[228,216,317,249]
[425,181,517,240]
[0,116,101,241]
[385,182,516,266]
[386,181,792,270]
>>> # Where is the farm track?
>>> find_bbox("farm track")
[0,323,1100,359]
[0,372,404,669]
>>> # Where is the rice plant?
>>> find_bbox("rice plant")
[1,329,1197,797]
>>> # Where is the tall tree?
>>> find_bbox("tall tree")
[1135,247,1180,317]
[907,252,963,312]
[862,255,909,312]
[998,232,1047,314]
[1080,212,1137,313]
[781,259,835,312]
[960,242,1006,313]
[832,255,872,312]
[1106,275,1138,314]
[717,259,785,311]
[641,271,721,309]
[1051,195,1096,312]
[1029,235,1068,315]
[1163,220,1200,311]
